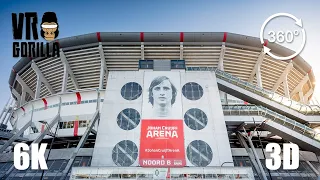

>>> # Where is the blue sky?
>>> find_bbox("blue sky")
[0,0,319,118]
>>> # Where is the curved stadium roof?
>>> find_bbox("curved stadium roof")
[9,32,315,104]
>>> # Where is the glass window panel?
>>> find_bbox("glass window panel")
[79,157,91,167]
[184,108,208,130]
[182,82,204,101]
[72,157,82,167]
[186,140,212,167]
[171,60,185,69]
[58,122,63,129]
[112,140,138,167]
[120,82,142,101]
[139,60,154,69]
[117,108,140,131]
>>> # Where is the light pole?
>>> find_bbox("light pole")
[38,120,59,180]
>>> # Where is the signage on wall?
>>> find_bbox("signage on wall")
[139,72,186,167]
[139,119,185,167]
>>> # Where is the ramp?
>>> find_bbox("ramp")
[223,105,320,154]
[213,68,320,123]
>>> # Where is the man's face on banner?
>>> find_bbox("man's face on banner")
[152,80,173,107]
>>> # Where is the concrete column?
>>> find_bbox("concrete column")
[290,74,309,98]
[61,63,68,93]
[299,90,304,104]
[180,42,183,60]
[249,50,265,86]
[218,43,227,104]
[304,89,314,104]
[141,42,145,60]
[283,77,290,98]
[256,65,263,88]
[98,43,107,90]
[11,89,21,108]
[35,75,41,99]
[20,90,26,106]
[60,49,79,91]
[218,43,226,71]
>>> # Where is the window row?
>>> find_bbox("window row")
[220,99,244,104]
[186,66,215,71]
[29,120,90,134]
[58,120,90,129]
[139,60,186,69]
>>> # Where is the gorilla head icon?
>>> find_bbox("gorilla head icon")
[40,12,59,41]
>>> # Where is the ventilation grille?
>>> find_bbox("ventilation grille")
[224,47,259,81]
[104,45,140,71]
[184,45,220,67]
[64,46,101,89]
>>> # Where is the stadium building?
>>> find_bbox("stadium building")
[0,32,320,180]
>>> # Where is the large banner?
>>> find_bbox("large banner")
[139,119,185,167]
[139,72,185,167]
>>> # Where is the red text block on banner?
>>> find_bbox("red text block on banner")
[139,119,186,167]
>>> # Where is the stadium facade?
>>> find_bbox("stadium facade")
[0,32,320,180]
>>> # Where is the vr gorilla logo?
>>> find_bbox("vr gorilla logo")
[12,12,60,58]
[40,12,59,41]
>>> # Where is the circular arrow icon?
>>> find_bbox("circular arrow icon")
[260,13,306,61]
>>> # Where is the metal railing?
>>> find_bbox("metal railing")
[186,67,320,115]
[223,104,320,143]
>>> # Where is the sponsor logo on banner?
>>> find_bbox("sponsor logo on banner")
[140,72,185,167]
[139,120,185,167]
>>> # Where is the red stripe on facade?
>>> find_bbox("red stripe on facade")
[180,32,184,42]
[74,120,79,136]
[42,98,48,109]
[76,92,81,104]
[140,32,144,42]
[166,168,170,178]
[244,101,248,105]
[263,40,268,46]
[41,124,45,133]
[222,32,227,42]
[21,107,25,112]
[96,32,101,42]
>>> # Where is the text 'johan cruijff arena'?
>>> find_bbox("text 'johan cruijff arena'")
[0,32,320,180]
